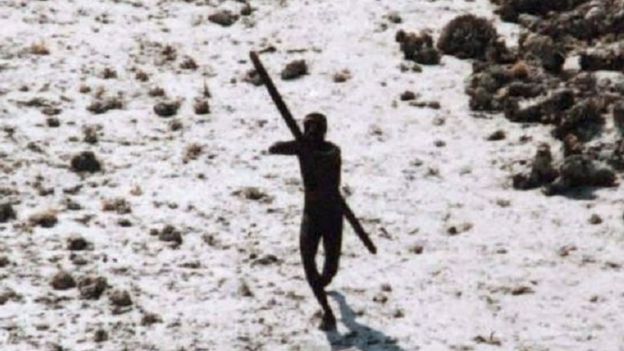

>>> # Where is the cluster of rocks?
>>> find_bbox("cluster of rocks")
[437,3,624,195]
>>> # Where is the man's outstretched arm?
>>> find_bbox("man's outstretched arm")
[268,140,300,155]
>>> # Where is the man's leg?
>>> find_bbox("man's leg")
[300,213,336,330]
[320,211,343,288]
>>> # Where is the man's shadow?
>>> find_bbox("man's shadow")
[324,291,406,351]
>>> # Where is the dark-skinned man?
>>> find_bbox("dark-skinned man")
[268,112,343,331]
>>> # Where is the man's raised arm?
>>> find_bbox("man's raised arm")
[268,140,300,155]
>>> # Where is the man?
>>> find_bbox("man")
[268,112,343,331]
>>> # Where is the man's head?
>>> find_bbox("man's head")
[303,113,327,142]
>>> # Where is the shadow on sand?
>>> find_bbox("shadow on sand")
[324,292,406,351]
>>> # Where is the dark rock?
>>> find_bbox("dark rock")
[46,117,60,127]
[333,70,351,83]
[153,100,180,118]
[50,271,76,290]
[141,313,163,326]
[513,144,558,190]
[102,198,132,214]
[193,99,210,115]
[78,276,107,299]
[0,256,10,268]
[563,133,583,157]
[614,101,624,133]
[29,211,58,228]
[208,10,239,27]
[580,47,624,72]
[505,89,575,124]
[71,151,102,173]
[67,235,90,251]
[553,99,604,141]
[281,60,308,80]
[437,15,498,60]
[589,214,603,224]
[545,155,617,195]
[0,203,16,223]
[240,3,253,16]
[243,69,263,86]
[159,225,183,245]
[396,30,441,65]
[386,12,402,24]
[94,329,108,343]
[109,289,132,307]
[179,56,198,70]
[506,81,544,98]
[233,187,272,203]
[87,97,122,114]
[520,33,565,73]
[487,130,506,141]
[400,90,417,101]
[495,0,590,22]
[253,254,280,266]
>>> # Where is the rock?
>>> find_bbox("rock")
[141,312,163,326]
[29,210,58,228]
[179,56,198,70]
[233,187,272,203]
[506,89,575,123]
[253,254,280,266]
[281,60,308,80]
[46,117,60,127]
[109,289,132,307]
[148,87,166,97]
[0,203,16,223]
[208,10,239,27]
[193,99,210,115]
[563,134,583,157]
[67,235,90,251]
[589,214,603,224]
[409,244,424,254]
[520,33,565,73]
[437,15,498,59]
[333,70,351,83]
[447,222,473,235]
[238,280,253,297]
[78,276,107,299]
[487,130,506,141]
[102,198,132,214]
[70,151,102,173]
[158,225,183,245]
[83,126,98,144]
[94,329,108,343]
[466,65,513,111]
[513,144,558,190]
[545,155,617,195]
[86,97,122,114]
[510,285,534,295]
[553,99,603,141]
[0,256,10,268]
[240,3,253,16]
[580,47,624,71]
[153,100,180,118]
[396,30,441,65]
[50,271,76,290]
[0,289,20,305]
[495,0,589,22]
[400,90,417,101]
[385,11,402,24]
[614,101,624,133]
[243,69,263,86]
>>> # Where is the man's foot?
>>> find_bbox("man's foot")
[319,313,337,331]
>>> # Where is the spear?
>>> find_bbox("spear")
[250,51,377,255]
